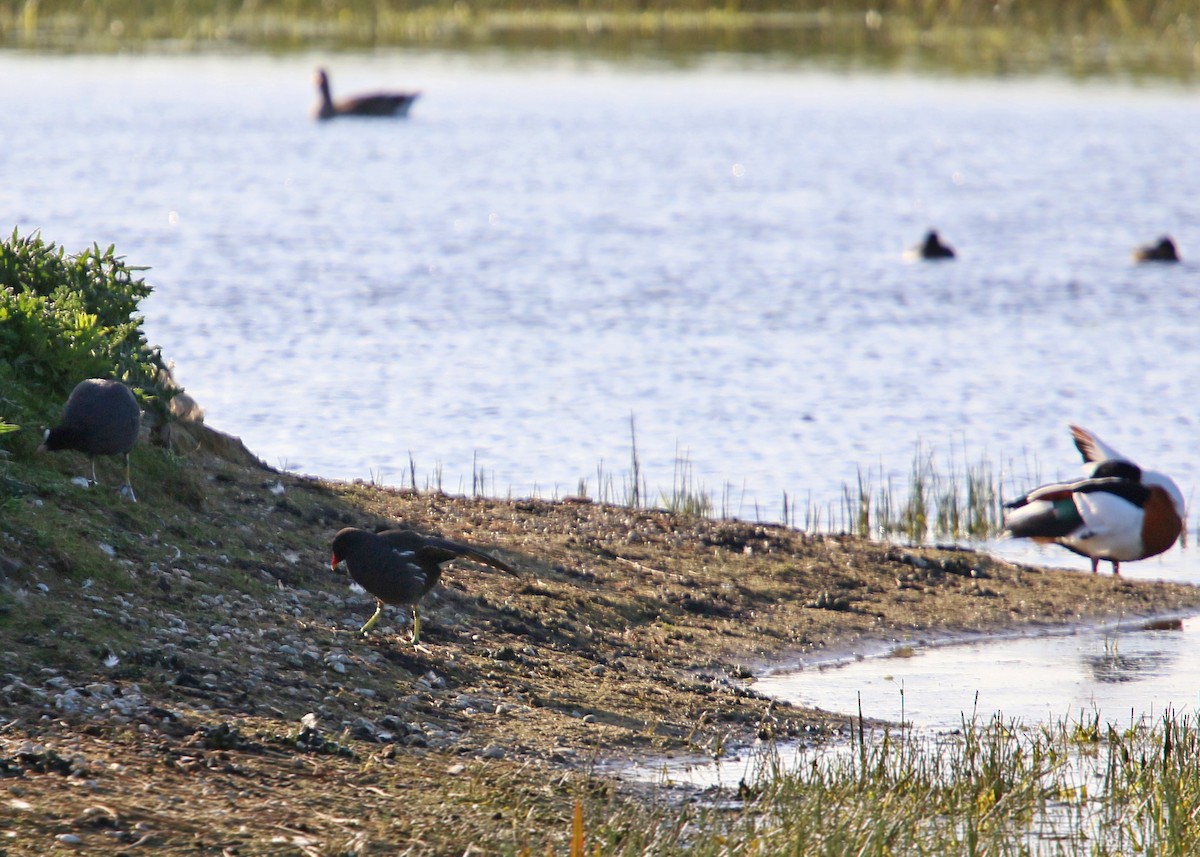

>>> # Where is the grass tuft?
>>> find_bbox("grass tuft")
[617,708,1200,855]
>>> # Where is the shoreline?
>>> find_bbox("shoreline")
[3,428,1200,852]
[752,605,1199,679]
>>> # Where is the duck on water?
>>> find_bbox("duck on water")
[312,68,420,121]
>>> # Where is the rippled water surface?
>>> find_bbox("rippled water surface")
[5,52,1199,520]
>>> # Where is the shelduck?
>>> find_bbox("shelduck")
[1002,425,1185,575]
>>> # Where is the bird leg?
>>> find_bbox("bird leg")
[411,605,422,645]
[119,453,138,503]
[1090,558,1099,574]
[1112,561,1121,576]
[90,458,100,487]
[359,601,385,635]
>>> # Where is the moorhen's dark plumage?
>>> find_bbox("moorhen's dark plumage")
[915,229,956,260]
[38,378,141,501]
[1133,236,1180,263]
[330,527,517,643]
[312,68,420,121]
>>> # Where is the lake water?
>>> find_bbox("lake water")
[4,51,1198,521]
[6,51,1200,743]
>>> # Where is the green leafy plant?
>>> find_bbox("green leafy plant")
[0,228,175,419]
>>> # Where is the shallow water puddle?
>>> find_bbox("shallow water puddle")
[760,617,1199,731]
[624,612,1200,789]
[621,539,1200,789]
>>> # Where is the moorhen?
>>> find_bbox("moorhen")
[330,527,517,643]
[38,378,141,501]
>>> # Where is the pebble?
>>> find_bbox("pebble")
[453,694,493,713]
[350,719,380,742]
[481,743,506,760]
[55,689,84,712]
[56,833,83,845]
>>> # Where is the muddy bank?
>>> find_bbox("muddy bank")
[2,437,1199,854]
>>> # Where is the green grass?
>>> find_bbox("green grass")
[574,708,1200,855]
[841,441,1018,544]
[660,443,712,518]
[567,431,1027,542]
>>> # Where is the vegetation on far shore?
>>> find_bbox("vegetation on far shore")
[4,0,1199,81]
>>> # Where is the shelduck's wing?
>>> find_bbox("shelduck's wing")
[1002,491,1081,540]
[1069,425,1127,465]
[1004,476,1148,541]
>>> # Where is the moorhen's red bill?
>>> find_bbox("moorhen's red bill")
[330,527,516,643]
[38,378,141,501]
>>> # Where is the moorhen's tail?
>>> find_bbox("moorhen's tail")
[377,529,517,575]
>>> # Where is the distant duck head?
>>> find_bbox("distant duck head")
[917,229,955,260]
[1133,236,1180,263]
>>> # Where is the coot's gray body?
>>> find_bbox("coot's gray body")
[40,379,140,500]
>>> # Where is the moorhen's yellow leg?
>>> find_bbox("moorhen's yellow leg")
[359,601,385,635]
